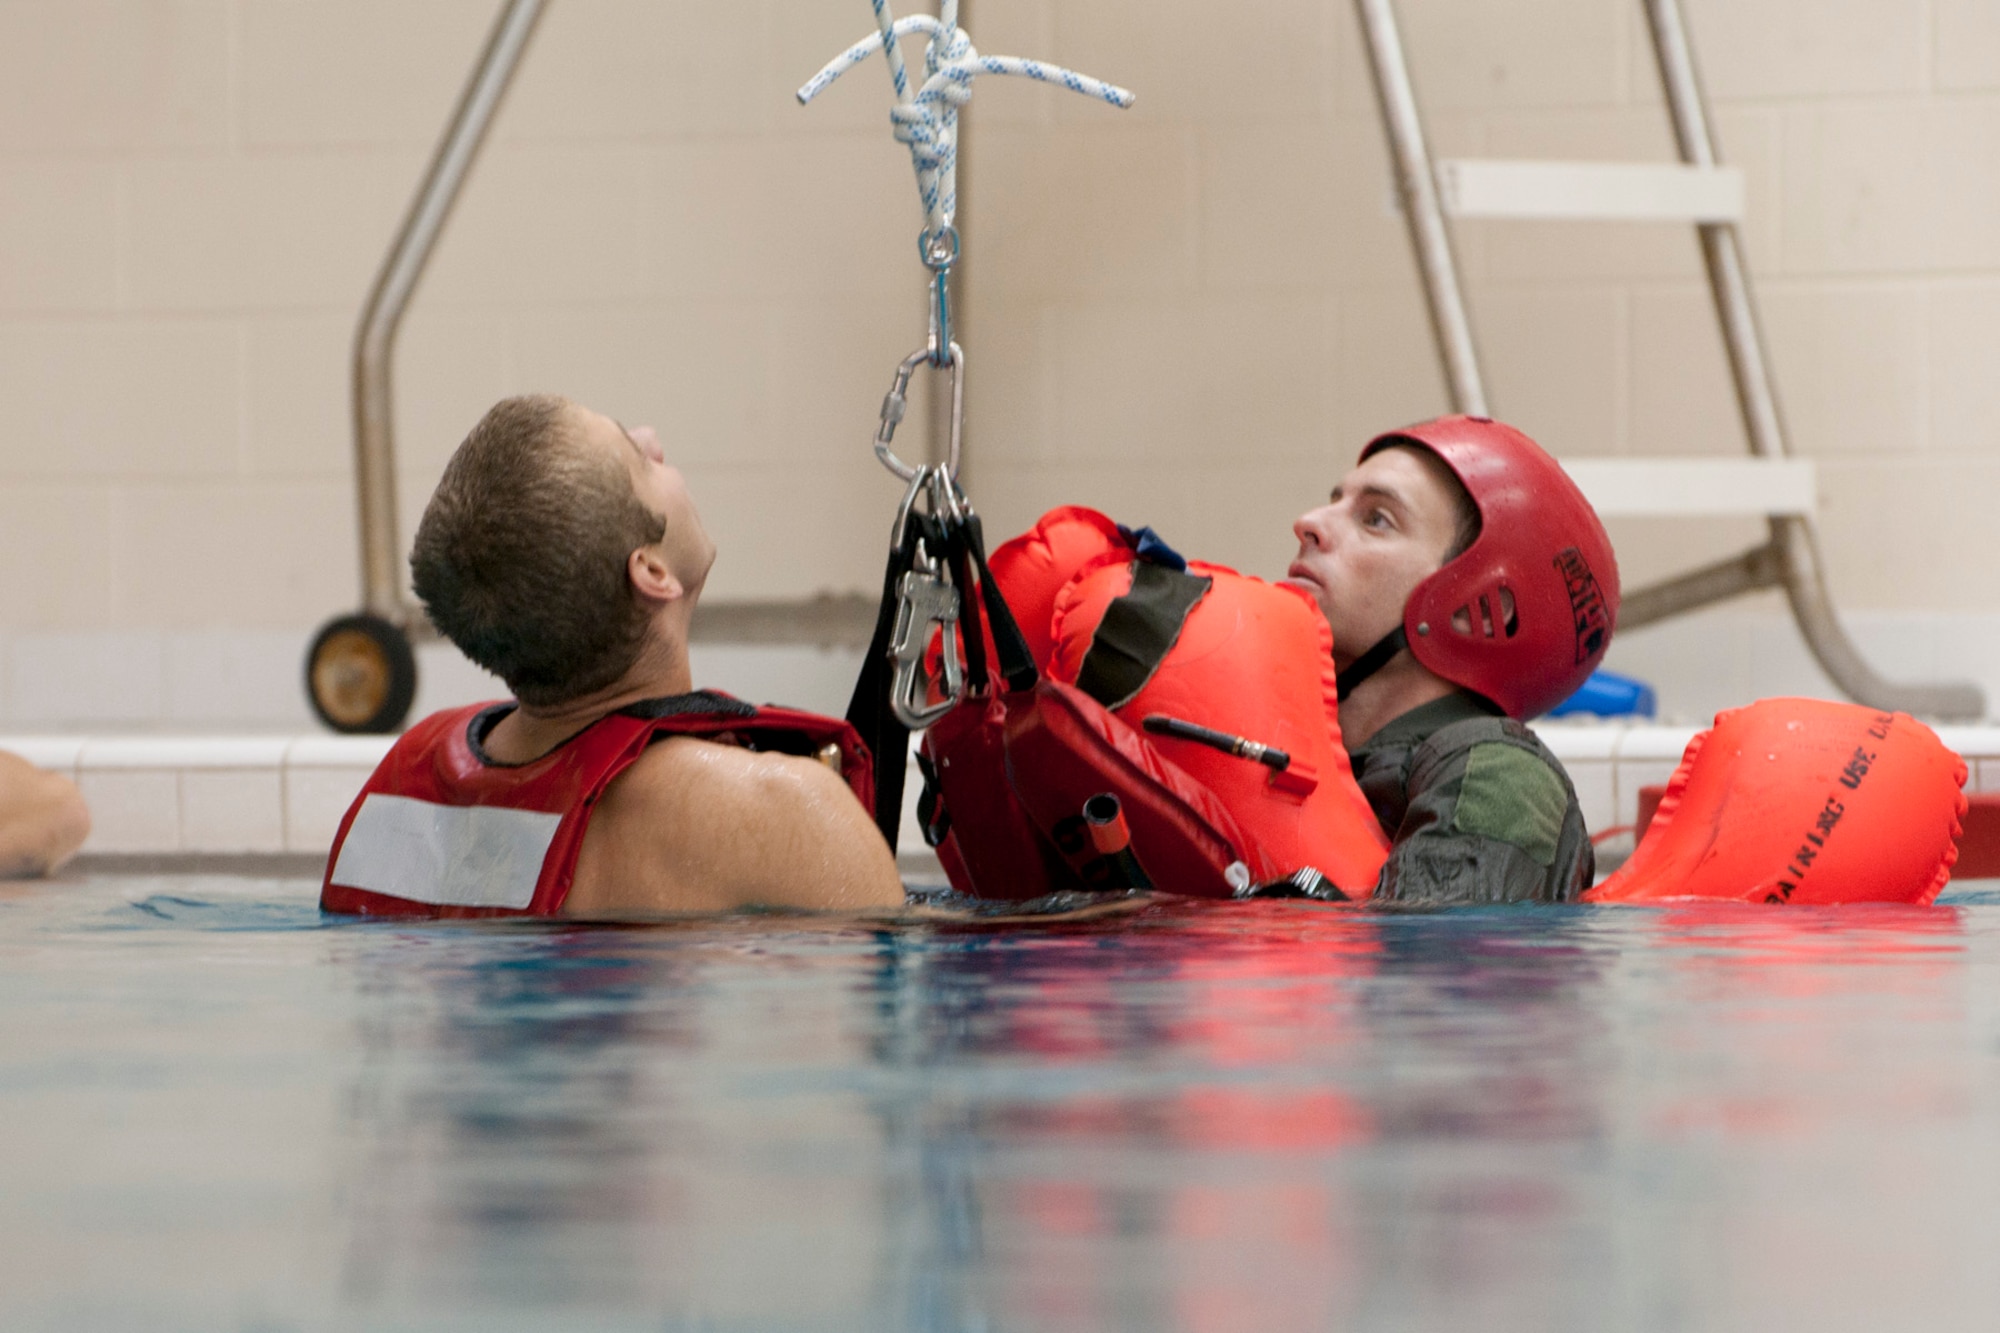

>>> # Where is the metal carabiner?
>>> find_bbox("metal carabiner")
[874,340,964,483]
[888,549,965,730]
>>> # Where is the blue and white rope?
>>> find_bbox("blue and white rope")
[798,2,1135,234]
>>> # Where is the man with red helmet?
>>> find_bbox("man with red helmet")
[1285,416,1618,904]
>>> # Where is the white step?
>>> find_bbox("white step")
[1436,159,1744,223]
[1560,457,1816,518]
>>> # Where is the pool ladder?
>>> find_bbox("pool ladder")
[1354,0,1984,721]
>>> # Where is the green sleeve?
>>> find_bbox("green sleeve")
[1375,739,1580,905]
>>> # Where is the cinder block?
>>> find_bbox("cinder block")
[0,164,121,314]
[1929,282,2000,455]
[1938,0,2000,92]
[0,319,239,480]
[640,136,909,302]
[954,291,1055,470]
[505,0,772,142]
[1760,286,1926,456]
[1201,123,1393,294]
[240,0,493,148]
[769,294,937,471]
[965,125,1196,300]
[243,315,351,480]
[1473,287,1624,457]
[0,488,115,630]
[0,0,229,152]
[1045,293,1336,468]
[422,143,656,307]
[1815,459,1996,610]
[1777,100,2000,274]
[126,153,420,313]
[1922,98,2000,273]
[1627,285,1744,459]
[1681,0,1925,99]
[1334,286,1453,444]
[1851,459,2000,611]
[109,482,355,630]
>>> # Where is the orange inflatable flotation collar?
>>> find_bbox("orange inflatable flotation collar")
[920,507,1389,901]
[1588,697,1967,906]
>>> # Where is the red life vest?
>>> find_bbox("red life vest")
[320,691,873,919]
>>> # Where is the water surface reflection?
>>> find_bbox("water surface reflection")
[5,882,2000,1330]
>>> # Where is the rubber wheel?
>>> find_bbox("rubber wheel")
[306,613,418,734]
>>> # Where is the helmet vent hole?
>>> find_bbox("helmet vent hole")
[1451,606,1474,636]
[1498,585,1518,638]
[1477,594,1495,638]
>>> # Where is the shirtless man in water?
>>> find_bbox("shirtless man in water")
[320,395,903,918]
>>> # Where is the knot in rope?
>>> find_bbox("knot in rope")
[798,2,1135,236]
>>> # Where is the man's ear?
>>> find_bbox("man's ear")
[627,545,684,605]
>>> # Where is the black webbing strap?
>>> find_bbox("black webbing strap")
[958,511,1037,694]
[1073,562,1212,710]
[1335,625,1409,702]
[845,513,934,850]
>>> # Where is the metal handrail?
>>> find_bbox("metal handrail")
[1353,0,1984,719]
[351,0,547,629]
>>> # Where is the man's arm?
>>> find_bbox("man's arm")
[564,736,905,917]
[0,751,90,879]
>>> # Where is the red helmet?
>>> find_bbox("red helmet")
[1359,415,1619,719]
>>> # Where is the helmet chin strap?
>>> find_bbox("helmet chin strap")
[1336,626,1409,703]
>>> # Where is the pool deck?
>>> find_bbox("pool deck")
[4,721,1999,860]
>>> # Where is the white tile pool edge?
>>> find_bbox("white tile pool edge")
[8,724,2000,858]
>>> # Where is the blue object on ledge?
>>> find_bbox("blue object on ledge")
[1549,669,1658,719]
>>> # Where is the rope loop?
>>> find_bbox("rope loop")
[798,3,1135,235]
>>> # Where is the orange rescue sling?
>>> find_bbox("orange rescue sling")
[920,506,1389,901]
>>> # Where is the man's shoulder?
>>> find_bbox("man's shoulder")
[607,733,824,812]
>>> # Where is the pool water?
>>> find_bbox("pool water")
[6,876,2000,1332]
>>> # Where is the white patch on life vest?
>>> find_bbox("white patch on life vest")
[330,793,562,910]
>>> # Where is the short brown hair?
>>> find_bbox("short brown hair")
[411,395,666,706]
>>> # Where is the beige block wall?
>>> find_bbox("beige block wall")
[0,0,1995,650]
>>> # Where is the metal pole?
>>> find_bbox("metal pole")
[1644,0,1982,719]
[1352,0,1488,416]
[351,0,547,626]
